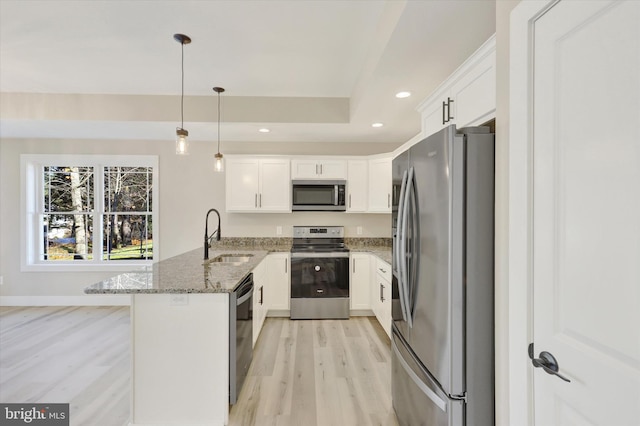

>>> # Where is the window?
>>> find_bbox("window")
[22,155,158,271]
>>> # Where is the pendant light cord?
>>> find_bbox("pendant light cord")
[180,42,185,129]
[217,90,221,153]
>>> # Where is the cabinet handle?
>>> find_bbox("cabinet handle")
[447,97,455,121]
[442,100,447,125]
[259,286,264,305]
[380,283,385,302]
[353,259,356,273]
[379,267,387,274]
[259,193,262,207]
[255,193,258,208]
[388,193,391,208]
[349,194,352,208]
[316,164,319,175]
[284,258,287,273]
[320,164,323,174]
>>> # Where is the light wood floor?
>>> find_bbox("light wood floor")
[0,307,398,426]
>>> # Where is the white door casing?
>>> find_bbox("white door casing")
[510,1,640,425]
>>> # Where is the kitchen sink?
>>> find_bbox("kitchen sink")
[205,253,254,265]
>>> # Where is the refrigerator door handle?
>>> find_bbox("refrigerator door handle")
[400,167,414,328]
[406,167,420,323]
[395,169,409,323]
[392,337,447,412]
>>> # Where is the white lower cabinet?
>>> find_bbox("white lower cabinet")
[252,259,268,347]
[266,252,290,314]
[372,257,392,338]
[350,253,371,311]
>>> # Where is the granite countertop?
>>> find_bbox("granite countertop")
[84,237,294,294]
[345,238,392,264]
[84,237,392,295]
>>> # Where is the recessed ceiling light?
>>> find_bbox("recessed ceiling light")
[372,122,384,128]
[395,91,411,98]
[258,128,270,133]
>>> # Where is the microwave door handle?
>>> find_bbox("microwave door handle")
[334,185,338,206]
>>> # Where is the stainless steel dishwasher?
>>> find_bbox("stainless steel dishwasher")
[229,273,253,404]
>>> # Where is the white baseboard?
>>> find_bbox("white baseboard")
[0,295,131,306]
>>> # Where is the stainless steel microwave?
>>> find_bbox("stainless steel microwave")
[291,180,346,211]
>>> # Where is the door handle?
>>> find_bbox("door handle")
[528,343,571,382]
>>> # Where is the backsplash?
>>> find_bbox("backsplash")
[211,237,293,248]
[345,238,392,248]
[211,237,391,249]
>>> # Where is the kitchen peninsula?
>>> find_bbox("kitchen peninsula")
[85,245,275,426]
[85,237,391,426]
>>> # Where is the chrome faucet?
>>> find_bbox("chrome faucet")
[204,208,221,260]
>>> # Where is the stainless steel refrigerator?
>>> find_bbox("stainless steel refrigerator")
[391,125,494,426]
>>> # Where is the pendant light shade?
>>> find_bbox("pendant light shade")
[213,86,225,172]
[174,33,191,155]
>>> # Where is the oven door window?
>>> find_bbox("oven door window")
[291,257,349,298]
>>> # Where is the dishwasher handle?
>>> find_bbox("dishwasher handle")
[235,273,254,306]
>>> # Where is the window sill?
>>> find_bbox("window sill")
[21,262,152,273]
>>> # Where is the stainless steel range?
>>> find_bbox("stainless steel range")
[290,226,350,319]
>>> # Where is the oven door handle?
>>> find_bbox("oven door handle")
[291,252,350,259]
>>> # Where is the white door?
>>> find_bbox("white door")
[530,1,640,425]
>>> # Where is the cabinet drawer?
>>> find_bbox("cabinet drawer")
[375,258,391,283]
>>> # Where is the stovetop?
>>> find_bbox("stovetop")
[291,226,348,253]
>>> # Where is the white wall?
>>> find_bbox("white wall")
[0,137,392,299]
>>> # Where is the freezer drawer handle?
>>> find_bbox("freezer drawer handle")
[392,339,447,412]
[528,343,571,382]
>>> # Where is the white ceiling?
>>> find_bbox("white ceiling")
[0,0,496,147]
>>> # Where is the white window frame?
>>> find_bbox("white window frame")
[21,154,159,272]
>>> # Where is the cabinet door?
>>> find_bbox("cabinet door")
[350,253,371,310]
[259,159,291,212]
[449,49,496,128]
[291,159,347,179]
[226,159,260,212]
[421,97,448,139]
[252,260,267,347]
[368,157,392,213]
[318,160,347,179]
[373,258,392,337]
[347,160,368,212]
[266,253,290,312]
[291,159,320,179]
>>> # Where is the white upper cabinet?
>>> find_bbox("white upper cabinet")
[347,160,368,212]
[226,157,291,213]
[291,159,347,180]
[417,35,496,138]
[368,157,392,213]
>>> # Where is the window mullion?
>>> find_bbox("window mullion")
[95,162,104,264]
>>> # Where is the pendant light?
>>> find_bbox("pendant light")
[213,86,225,172]
[174,33,191,155]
